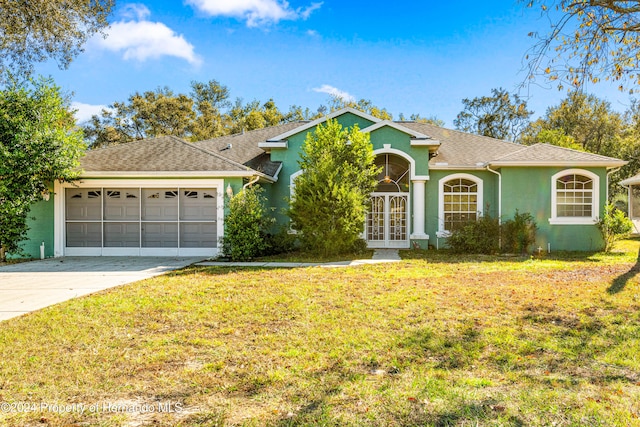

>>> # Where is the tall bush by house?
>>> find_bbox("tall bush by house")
[221,185,274,261]
[446,213,501,254]
[598,203,633,252]
[501,210,538,254]
[446,210,538,255]
[288,119,379,256]
[0,77,85,261]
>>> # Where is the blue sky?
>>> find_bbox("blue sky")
[35,0,634,127]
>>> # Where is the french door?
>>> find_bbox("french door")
[366,193,409,248]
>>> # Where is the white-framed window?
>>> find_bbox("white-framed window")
[438,173,483,233]
[550,169,599,225]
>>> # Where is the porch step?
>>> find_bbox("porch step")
[372,249,401,261]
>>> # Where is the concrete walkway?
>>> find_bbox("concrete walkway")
[196,249,401,268]
[0,257,202,321]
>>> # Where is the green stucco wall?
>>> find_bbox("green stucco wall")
[14,195,55,259]
[500,167,606,251]
[425,170,499,242]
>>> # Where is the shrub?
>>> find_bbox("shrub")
[221,185,274,261]
[597,203,633,252]
[288,119,379,256]
[501,210,537,254]
[447,213,500,254]
[264,226,298,256]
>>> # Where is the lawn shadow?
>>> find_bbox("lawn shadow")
[607,245,640,294]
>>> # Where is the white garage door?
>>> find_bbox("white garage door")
[65,187,218,256]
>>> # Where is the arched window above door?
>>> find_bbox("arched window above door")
[375,154,410,192]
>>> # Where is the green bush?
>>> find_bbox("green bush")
[221,185,274,261]
[501,210,537,254]
[597,203,633,252]
[446,210,538,255]
[288,119,379,256]
[264,226,298,255]
[447,214,500,254]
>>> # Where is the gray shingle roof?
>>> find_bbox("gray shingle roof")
[490,143,626,166]
[400,122,523,167]
[400,122,625,168]
[81,135,251,173]
[79,113,625,177]
[194,122,305,176]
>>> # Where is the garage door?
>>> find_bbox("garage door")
[65,187,218,256]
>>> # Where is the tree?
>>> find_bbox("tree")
[83,80,300,147]
[288,119,379,256]
[454,88,533,142]
[521,91,623,154]
[525,1,640,92]
[520,91,638,196]
[0,0,114,77]
[0,77,85,261]
[328,96,394,120]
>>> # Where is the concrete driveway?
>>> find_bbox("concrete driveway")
[0,257,203,321]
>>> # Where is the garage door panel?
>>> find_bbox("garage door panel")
[142,222,178,247]
[66,222,101,247]
[66,189,101,220]
[142,189,179,220]
[104,189,140,220]
[180,223,217,248]
[104,222,140,247]
[180,189,217,220]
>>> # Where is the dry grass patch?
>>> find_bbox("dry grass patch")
[1,242,640,425]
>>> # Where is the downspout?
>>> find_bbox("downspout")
[486,164,502,249]
[485,164,502,222]
[243,175,260,192]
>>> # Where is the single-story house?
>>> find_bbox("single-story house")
[620,173,640,233]
[19,107,627,258]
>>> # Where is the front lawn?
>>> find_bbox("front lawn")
[1,242,640,426]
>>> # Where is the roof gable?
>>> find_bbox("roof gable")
[263,107,381,143]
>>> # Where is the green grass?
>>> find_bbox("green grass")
[2,241,640,426]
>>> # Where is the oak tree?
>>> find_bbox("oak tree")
[0,0,114,77]
[0,77,85,260]
[454,88,533,141]
[525,0,640,92]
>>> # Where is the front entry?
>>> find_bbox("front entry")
[366,152,411,248]
[367,193,410,248]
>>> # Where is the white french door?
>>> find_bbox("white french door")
[366,193,409,248]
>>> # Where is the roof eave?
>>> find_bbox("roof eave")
[488,160,628,168]
[429,164,488,170]
[80,170,276,182]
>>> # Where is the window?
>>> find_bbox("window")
[439,174,483,232]
[550,169,599,224]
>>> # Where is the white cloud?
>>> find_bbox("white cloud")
[93,3,201,65]
[120,3,151,20]
[71,102,111,123]
[187,0,322,27]
[313,85,356,103]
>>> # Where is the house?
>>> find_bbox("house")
[620,173,640,233]
[20,107,627,258]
